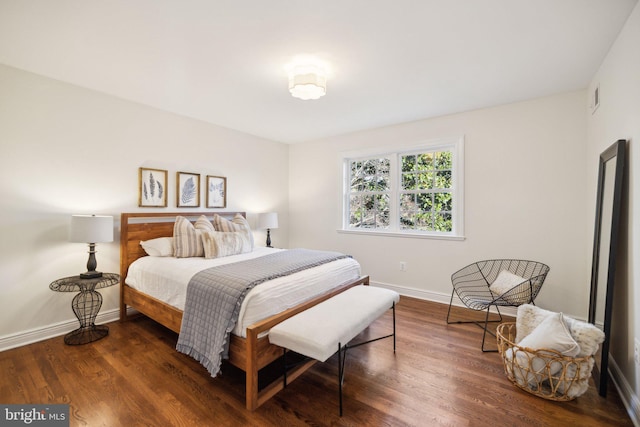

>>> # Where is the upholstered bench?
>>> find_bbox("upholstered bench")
[269,285,400,415]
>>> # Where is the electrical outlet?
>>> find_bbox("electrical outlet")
[635,338,640,366]
[399,262,407,271]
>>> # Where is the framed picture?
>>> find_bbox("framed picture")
[139,167,168,207]
[177,172,200,207]
[206,175,227,208]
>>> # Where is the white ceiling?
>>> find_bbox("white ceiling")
[0,0,637,143]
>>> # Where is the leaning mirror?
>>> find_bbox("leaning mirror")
[588,139,626,397]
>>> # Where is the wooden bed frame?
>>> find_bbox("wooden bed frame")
[119,212,369,411]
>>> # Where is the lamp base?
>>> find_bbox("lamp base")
[64,325,109,345]
[266,228,272,248]
[80,271,103,279]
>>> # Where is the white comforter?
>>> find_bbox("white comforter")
[125,247,361,337]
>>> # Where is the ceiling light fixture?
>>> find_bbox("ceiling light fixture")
[288,64,327,100]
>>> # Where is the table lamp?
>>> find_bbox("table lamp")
[70,214,114,279]
[258,212,278,248]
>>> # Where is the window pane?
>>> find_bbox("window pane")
[363,194,375,210]
[434,212,453,232]
[402,155,415,172]
[434,192,452,211]
[376,210,390,228]
[349,195,362,227]
[435,170,452,188]
[416,193,433,211]
[415,212,433,231]
[375,170,390,191]
[416,172,434,190]
[400,211,415,229]
[400,193,415,213]
[416,153,434,170]
[362,210,376,228]
[402,173,416,190]
[435,151,452,169]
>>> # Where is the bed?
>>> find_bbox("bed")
[119,212,369,411]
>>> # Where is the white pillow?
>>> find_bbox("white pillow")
[511,312,581,386]
[489,270,527,303]
[140,237,174,257]
[516,304,605,356]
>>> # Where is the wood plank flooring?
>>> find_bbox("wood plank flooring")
[0,297,632,426]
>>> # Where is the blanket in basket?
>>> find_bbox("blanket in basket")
[176,248,350,377]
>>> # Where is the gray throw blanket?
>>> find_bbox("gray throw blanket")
[176,248,350,377]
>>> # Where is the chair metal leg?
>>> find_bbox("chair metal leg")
[446,290,456,324]
[481,305,502,352]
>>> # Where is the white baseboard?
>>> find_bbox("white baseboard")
[609,356,640,426]
[0,308,124,352]
[371,280,518,317]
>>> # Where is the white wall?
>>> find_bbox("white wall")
[587,2,640,419]
[289,90,588,317]
[0,64,289,342]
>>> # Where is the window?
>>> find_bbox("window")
[343,137,464,239]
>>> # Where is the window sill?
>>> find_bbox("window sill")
[337,229,466,241]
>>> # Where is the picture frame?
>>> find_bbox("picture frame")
[206,175,227,208]
[139,167,168,207]
[177,172,201,208]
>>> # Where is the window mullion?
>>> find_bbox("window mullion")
[389,154,399,232]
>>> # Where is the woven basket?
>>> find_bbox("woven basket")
[496,322,595,401]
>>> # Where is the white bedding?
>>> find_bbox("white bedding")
[125,247,361,337]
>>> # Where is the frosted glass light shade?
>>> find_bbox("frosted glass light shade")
[288,66,326,100]
[70,215,114,243]
[258,212,279,230]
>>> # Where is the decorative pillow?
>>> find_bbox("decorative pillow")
[489,270,527,304]
[201,231,252,258]
[516,304,605,357]
[510,312,581,386]
[140,237,174,257]
[173,216,206,257]
[212,213,254,250]
[519,312,580,355]
[194,215,215,234]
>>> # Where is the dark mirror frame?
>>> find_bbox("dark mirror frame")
[588,139,626,397]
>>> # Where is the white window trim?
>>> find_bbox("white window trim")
[340,136,465,240]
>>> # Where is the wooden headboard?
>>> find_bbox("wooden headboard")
[119,211,246,283]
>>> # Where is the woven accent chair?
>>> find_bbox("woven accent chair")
[446,259,550,352]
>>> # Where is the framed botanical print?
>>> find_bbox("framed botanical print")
[177,172,200,207]
[139,167,168,207]
[206,175,227,208]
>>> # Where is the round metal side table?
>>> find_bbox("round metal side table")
[49,273,119,345]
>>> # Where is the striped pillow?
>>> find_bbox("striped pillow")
[173,215,213,257]
[201,231,251,258]
[212,213,254,250]
[195,215,214,234]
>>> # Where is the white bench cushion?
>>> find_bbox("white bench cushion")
[269,285,400,362]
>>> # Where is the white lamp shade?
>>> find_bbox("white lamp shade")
[258,212,279,230]
[70,215,114,243]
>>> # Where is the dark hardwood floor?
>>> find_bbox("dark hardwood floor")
[0,297,632,426]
